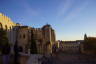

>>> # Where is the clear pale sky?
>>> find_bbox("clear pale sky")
[0,0,96,41]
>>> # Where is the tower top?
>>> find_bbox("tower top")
[84,33,87,40]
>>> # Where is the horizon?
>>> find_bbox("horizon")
[0,0,96,41]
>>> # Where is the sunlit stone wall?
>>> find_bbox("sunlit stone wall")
[0,13,17,44]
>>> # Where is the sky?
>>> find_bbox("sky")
[0,0,96,41]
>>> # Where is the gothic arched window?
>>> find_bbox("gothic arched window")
[5,25,8,30]
[0,23,3,29]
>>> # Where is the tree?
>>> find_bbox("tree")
[0,29,9,53]
[30,39,37,54]
[30,30,37,54]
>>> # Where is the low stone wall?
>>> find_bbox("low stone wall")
[19,53,42,64]
[27,54,42,64]
[19,53,30,64]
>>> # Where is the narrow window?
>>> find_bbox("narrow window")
[5,25,8,31]
[0,23,3,29]
[23,34,25,39]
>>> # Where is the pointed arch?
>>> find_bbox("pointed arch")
[0,23,3,29]
[5,25,8,30]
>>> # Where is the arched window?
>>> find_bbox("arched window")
[23,34,25,39]
[5,25,8,30]
[10,27,11,30]
[0,23,3,29]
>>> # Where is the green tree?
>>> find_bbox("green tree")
[0,29,9,53]
[30,30,37,54]
[30,39,37,54]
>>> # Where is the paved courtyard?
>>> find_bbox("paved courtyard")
[47,52,96,64]
[20,52,96,64]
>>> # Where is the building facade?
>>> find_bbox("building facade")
[16,24,56,54]
[31,24,56,54]
[0,13,21,53]
[31,28,43,54]
[0,13,56,54]
[17,26,32,53]
[59,41,81,53]
[0,13,17,45]
[42,24,56,54]
[81,34,96,54]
